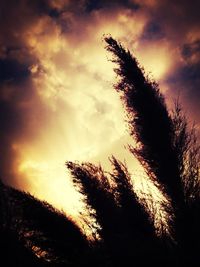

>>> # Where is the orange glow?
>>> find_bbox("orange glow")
[137,41,176,79]
[7,6,179,221]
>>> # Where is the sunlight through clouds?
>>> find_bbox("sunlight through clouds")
[1,0,199,220]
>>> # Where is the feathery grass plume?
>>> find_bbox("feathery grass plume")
[104,36,184,207]
[171,102,200,201]
[66,161,120,264]
[109,156,155,235]
[66,161,117,234]
[105,36,200,265]
[109,156,168,237]
[109,156,169,266]
[0,181,88,266]
[171,104,200,180]
[67,161,142,266]
[67,160,173,266]
[171,103,200,266]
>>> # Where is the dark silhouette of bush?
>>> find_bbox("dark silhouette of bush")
[0,181,90,266]
[0,36,199,266]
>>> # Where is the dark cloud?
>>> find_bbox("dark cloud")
[84,0,104,12]
[0,1,43,44]
[140,21,164,41]
[0,100,24,185]
[131,0,200,46]
[0,59,30,82]
[84,0,139,12]
[48,8,61,19]
[166,61,200,119]
[182,40,200,61]
[145,0,200,41]
[0,0,54,185]
[0,75,51,186]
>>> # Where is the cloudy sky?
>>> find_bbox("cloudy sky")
[0,0,200,217]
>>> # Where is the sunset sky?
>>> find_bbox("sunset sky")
[0,0,200,218]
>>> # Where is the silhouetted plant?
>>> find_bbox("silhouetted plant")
[103,36,200,266]
[1,36,199,267]
[67,158,172,266]
[0,181,89,266]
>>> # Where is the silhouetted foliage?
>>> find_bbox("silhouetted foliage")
[0,36,199,266]
[67,160,168,266]
[104,37,184,206]
[0,181,89,266]
[103,36,200,266]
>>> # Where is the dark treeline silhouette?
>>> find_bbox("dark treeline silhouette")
[0,36,199,266]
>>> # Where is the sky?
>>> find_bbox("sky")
[0,0,200,218]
